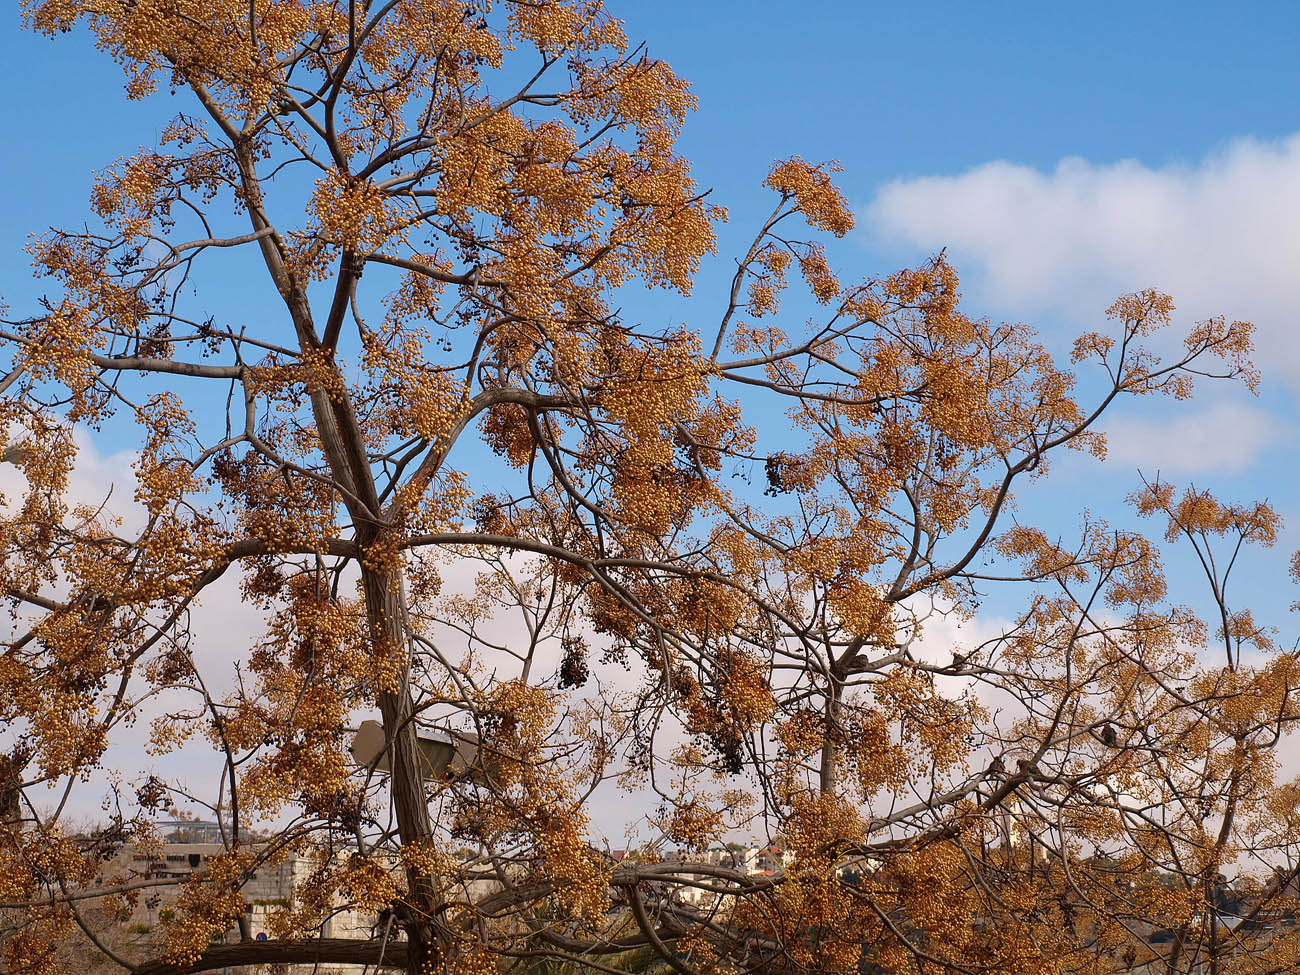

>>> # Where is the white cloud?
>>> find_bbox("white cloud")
[1,430,269,819]
[903,596,1012,703]
[1099,399,1286,476]
[0,427,141,526]
[867,134,1300,382]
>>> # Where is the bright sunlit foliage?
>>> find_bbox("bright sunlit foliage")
[1,3,1296,975]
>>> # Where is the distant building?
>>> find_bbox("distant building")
[743,844,786,877]
[158,819,231,844]
[94,827,383,975]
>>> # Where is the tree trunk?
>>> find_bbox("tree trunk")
[361,562,443,972]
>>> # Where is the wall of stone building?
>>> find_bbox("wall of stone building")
[96,838,387,974]
[241,904,382,975]
[110,841,301,927]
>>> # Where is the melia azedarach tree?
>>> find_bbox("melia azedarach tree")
[2,3,1298,975]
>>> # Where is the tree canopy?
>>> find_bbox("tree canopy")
[2,3,1298,975]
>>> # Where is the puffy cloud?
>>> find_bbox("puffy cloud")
[1,430,260,676]
[0,430,264,817]
[1099,399,1286,476]
[0,427,140,526]
[868,134,1300,381]
[900,596,1012,703]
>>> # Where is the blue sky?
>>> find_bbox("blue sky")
[636,1,1300,201]
[643,0,1300,631]
[11,3,1300,251]
[4,1,1300,628]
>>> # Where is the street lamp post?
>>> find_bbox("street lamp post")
[348,721,489,785]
